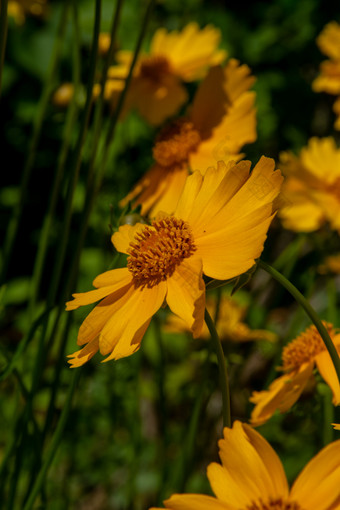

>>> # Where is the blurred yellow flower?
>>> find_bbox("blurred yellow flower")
[104,23,226,125]
[66,157,282,367]
[8,0,47,24]
[250,323,340,427]
[318,253,340,274]
[333,423,340,430]
[120,62,256,217]
[166,293,277,343]
[312,21,340,130]
[278,137,340,232]
[150,420,340,510]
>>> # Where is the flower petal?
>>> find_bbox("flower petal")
[250,364,314,426]
[315,350,340,405]
[98,281,167,359]
[291,439,340,509]
[112,224,149,254]
[67,338,99,368]
[166,257,205,338]
[160,493,232,510]
[209,421,288,505]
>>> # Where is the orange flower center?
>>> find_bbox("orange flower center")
[282,322,335,372]
[140,55,171,83]
[152,118,201,167]
[246,498,302,510]
[127,217,196,288]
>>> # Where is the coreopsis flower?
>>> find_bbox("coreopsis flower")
[278,137,340,233]
[150,420,340,510]
[104,23,227,125]
[312,21,340,130]
[166,293,277,343]
[120,62,257,217]
[66,157,282,367]
[250,323,340,427]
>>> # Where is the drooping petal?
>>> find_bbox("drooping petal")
[315,350,340,405]
[290,439,340,510]
[166,256,205,338]
[66,269,132,310]
[67,338,99,368]
[98,281,167,359]
[250,364,314,426]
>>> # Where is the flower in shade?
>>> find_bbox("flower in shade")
[312,21,340,130]
[150,420,340,510]
[250,322,340,427]
[278,137,340,233]
[66,157,282,367]
[120,62,257,217]
[166,293,277,343]
[104,22,226,125]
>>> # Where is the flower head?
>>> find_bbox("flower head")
[250,323,340,427]
[150,421,340,510]
[105,23,227,125]
[66,157,282,367]
[120,62,257,217]
[278,137,340,233]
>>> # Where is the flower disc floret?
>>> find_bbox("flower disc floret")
[282,323,335,372]
[139,55,171,82]
[152,118,201,167]
[127,217,197,288]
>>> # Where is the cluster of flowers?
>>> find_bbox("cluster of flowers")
[64,23,340,509]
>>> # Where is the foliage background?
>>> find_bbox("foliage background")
[1,0,340,509]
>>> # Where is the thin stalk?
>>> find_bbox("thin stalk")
[204,308,231,428]
[258,260,340,388]
[28,0,81,316]
[0,0,8,97]
[0,3,69,286]
[318,383,334,446]
[22,369,81,510]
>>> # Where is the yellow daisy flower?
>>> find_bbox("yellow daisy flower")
[278,137,340,232]
[120,62,256,217]
[250,323,340,427]
[150,420,340,510]
[66,157,282,367]
[104,22,227,125]
[166,293,277,343]
[312,21,340,130]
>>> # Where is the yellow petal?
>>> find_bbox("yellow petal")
[290,439,340,509]
[67,338,99,368]
[162,493,232,510]
[250,364,314,426]
[166,256,205,338]
[98,281,167,359]
[207,462,252,507]
[174,169,204,220]
[317,22,340,60]
[66,269,132,310]
[112,224,149,254]
[315,350,340,405]
[212,421,287,503]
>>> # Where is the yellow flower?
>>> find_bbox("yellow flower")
[166,293,277,343]
[318,253,340,274]
[333,423,340,430]
[8,0,47,24]
[250,323,340,427]
[104,22,227,125]
[312,21,340,130]
[120,62,256,217]
[66,157,282,367]
[150,421,340,510]
[278,137,340,232]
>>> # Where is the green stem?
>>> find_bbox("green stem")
[204,308,231,428]
[258,260,340,388]
[22,369,81,510]
[0,0,8,97]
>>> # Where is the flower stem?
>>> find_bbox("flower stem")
[204,308,231,428]
[258,260,340,388]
